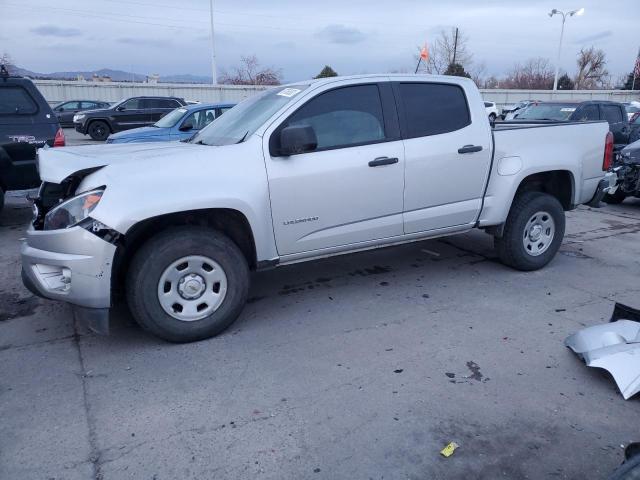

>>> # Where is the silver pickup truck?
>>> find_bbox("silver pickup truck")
[22,74,616,342]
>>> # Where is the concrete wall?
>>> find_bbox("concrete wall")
[35,79,639,108]
[34,80,267,105]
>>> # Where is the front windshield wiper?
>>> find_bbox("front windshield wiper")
[236,131,249,144]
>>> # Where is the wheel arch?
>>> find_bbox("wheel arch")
[514,170,575,210]
[111,208,257,300]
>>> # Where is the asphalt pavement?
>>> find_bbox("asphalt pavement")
[1,188,640,479]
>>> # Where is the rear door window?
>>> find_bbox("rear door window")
[398,83,471,138]
[0,86,38,115]
[148,99,181,109]
[601,105,624,125]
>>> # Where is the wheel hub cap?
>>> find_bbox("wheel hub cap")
[178,273,206,300]
[523,211,555,257]
[157,255,228,322]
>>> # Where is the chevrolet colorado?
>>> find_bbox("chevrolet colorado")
[22,74,616,342]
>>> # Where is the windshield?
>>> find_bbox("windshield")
[190,85,310,146]
[155,107,187,128]
[516,104,576,121]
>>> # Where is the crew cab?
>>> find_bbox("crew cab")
[74,96,187,141]
[22,74,616,343]
[0,67,64,212]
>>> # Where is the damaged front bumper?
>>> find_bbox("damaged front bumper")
[21,225,116,334]
[565,303,640,400]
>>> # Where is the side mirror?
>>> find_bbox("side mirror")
[179,122,194,132]
[278,125,317,156]
[116,106,126,111]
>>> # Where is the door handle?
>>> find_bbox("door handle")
[368,157,399,167]
[458,145,483,154]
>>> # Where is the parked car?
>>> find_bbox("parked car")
[603,138,640,204]
[106,103,234,144]
[23,74,615,342]
[484,101,498,122]
[623,101,640,121]
[0,66,64,213]
[52,100,110,127]
[502,100,538,120]
[513,101,631,149]
[74,96,187,141]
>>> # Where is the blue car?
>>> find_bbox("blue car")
[106,102,235,144]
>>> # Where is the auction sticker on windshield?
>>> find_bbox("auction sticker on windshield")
[277,88,301,97]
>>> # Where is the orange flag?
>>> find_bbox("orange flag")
[420,43,429,61]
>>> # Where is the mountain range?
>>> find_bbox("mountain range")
[7,65,212,84]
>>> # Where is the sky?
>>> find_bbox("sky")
[1,0,639,83]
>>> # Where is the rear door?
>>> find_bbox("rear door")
[394,81,493,234]
[147,98,182,123]
[264,82,405,256]
[601,104,630,146]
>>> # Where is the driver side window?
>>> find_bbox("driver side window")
[283,84,386,151]
[121,98,142,110]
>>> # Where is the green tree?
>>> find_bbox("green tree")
[557,73,574,90]
[314,65,338,78]
[444,62,471,78]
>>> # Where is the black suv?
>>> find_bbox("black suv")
[513,100,631,149]
[74,96,186,141]
[0,66,64,212]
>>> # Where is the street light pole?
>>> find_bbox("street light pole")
[549,8,584,91]
[209,0,217,85]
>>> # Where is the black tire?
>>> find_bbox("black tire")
[495,191,565,271]
[126,227,250,342]
[87,120,110,141]
[603,188,626,205]
[489,113,497,123]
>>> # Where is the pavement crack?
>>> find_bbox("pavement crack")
[72,319,103,480]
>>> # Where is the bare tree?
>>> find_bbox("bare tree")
[502,57,554,89]
[1,52,15,73]
[416,28,473,75]
[574,47,608,89]
[470,61,487,87]
[482,75,501,89]
[220,55,282,86]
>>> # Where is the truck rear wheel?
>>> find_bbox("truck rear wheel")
[126,227,250,342]
[88,120,110,141]
[494,191,565,271]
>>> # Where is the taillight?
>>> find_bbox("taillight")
[53,127,65,147]
[602,131,613,171]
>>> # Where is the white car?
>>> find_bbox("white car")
[24,74,616,342]
[484,101,498,121]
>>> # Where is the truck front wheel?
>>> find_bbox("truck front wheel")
[126,227,250,342]
[494,191,565,271]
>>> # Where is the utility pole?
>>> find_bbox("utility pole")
[209,0,217,85]
[452,27,458,66]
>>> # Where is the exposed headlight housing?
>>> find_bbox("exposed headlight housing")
[43,189,105,230]
[73,113,86,122]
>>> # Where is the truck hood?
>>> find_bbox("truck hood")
[37,141,202,183]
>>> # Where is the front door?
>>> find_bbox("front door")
[394,81,493,234]
[264,83,405,256]
[114,98,149,131]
